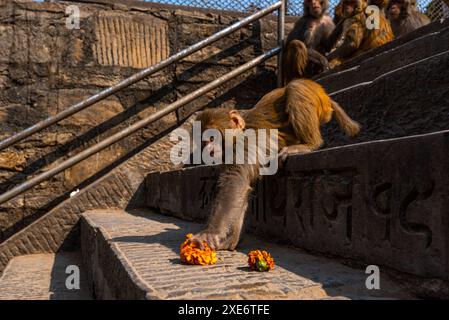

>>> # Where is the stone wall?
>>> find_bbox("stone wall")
[0,0,283,242]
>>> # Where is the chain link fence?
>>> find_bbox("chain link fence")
[425,0,449,19]
[142,0,449,19]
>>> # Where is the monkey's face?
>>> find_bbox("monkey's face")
[201,135,223,159]
[388,1,403,19]
[342,0,357,17]
[306,0,324,17]
[197,108,246,161]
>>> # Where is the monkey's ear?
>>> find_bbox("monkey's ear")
[229,110,246,130]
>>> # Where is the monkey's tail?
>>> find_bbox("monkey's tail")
[282,40,308,85]
[331,100,361,137]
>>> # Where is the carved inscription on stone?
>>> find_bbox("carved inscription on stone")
[283,170,354,248]
[93,15,169,68]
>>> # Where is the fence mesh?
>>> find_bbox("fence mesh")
[143,0,449,19]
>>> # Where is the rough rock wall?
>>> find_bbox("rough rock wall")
[0,0,284,242]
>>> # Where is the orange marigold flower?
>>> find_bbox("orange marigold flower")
[248,250,275,272]
[180,233,217,265]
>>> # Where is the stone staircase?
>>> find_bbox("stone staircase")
[145,130,449,296]
[316,19,449,149]
[1,18,449,299]
[0,252,91,300]
[80,209,413,299]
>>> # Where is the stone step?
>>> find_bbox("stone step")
[145,129,449,287]
[0,252,92,300]
[81,209,414,300]
[315,19,449,94]
[320,47,449,149]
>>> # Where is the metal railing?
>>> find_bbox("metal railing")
[0,1,285,205]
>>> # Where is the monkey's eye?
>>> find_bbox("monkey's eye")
[210,136,214,142]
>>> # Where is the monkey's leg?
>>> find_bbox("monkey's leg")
[284,82,324,164]
[190,164,259,251]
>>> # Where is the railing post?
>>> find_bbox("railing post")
[277,0,285,87]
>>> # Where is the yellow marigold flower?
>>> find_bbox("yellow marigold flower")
[248,250,275,272]
[180,233,217,265]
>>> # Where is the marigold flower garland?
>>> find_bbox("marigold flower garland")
[179,234,275,271]
[247,250,275,272]
[180,233,217,265]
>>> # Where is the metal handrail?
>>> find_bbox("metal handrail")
[0,1,283,151]
[0,48,281,205]
[277,0,285,87]
[0,1,285,205]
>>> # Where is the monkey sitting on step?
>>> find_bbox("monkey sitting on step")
[387,0,431,38]
[282,0,335,83]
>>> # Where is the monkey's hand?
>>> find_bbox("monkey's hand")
[278,145,312,167]
[188,232,222,251]
[307,49,330,73]
[329,58,342,69]
[278,147,290,165]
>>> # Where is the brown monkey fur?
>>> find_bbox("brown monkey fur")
[189,79,361,250]
[387,0,431,38]
[282,0,335,83]
[326,0,394,67]
[360,0,395,51]
[326,0,367,66]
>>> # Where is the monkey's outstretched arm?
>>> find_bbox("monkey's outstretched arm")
[190,164,259,250]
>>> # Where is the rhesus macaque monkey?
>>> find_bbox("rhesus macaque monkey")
[282,0,335,83]
[326,0,393,67]
[325,0,368,66]
[188,79,361,250]
[360,0,395,51]
[387,0,431,37]
[334,0,392,32]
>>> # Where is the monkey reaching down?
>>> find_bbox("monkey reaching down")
[188,79,361,250]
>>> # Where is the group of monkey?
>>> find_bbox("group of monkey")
[186,0,431,251]
[283,0,430,82]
